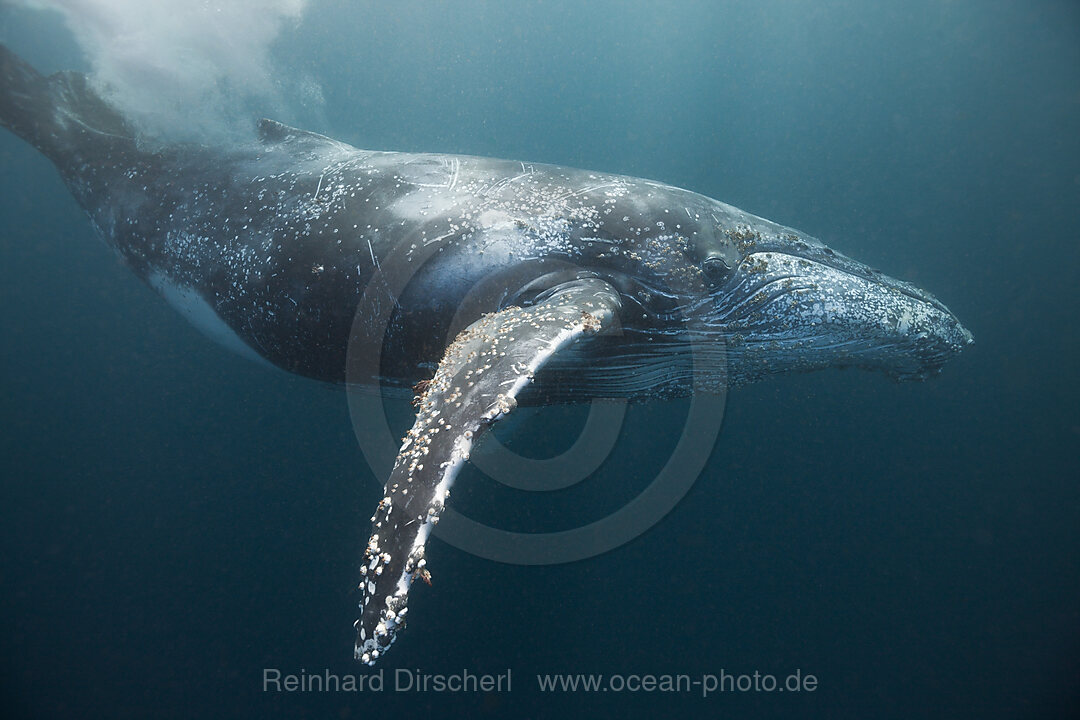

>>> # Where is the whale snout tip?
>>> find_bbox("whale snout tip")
[940,310,974,355]
[936,310,973,351]
[960,323,975,347]
[889,309,972,381]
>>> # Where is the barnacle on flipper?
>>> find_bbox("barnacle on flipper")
[411,377,432,407]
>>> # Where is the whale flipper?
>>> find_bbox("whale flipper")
[354,276,622,664]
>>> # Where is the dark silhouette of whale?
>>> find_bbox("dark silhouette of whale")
[0,46,971,665]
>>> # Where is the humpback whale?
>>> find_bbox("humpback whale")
[0,46,972,665]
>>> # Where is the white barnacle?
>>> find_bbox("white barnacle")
[493,393,517,415]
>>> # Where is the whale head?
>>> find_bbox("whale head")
[697,225,973,384]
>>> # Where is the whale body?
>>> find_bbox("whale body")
[0,46,972,664]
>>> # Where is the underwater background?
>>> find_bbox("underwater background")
[1,0,1077,717]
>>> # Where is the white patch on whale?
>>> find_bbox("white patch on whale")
[148,272,274,369]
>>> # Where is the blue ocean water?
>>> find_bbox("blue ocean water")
[1,1,1077,718]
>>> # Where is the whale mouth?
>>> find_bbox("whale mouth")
[711,250,973,383]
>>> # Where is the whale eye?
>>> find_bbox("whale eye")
[702,255,733,285]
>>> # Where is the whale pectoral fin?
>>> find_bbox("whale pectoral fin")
[354,276,621,664]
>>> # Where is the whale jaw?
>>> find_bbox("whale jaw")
[711,249,972,384]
